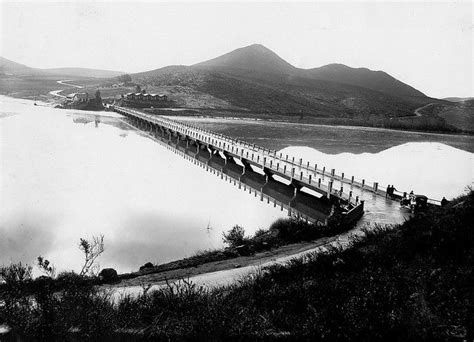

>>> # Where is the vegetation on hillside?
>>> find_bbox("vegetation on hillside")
[1,190,472,340]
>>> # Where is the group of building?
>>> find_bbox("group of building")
[67,93,89,103]
[124,92,168,102]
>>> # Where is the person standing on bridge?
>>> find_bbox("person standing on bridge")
[391,185,397,197]
[441,197,449,207]
[386,185,391,198]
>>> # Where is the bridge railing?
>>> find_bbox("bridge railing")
[115,107,375,206]
[114,106,441,206]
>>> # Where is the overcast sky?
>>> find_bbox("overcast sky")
[1,1,472,98]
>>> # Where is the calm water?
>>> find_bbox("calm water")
[1,96,473,275]
[0,97,285,274]
[173,116,474,154]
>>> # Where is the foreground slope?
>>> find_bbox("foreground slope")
[1,190,472,339]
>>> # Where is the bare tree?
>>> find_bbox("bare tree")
[37,256,56,278]
[78,235,105,277]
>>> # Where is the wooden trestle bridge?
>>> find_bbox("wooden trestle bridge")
[112,106,439,226]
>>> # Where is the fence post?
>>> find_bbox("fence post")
[351,176,354,184]
[362,179,365,188]
[300,171,303,180]
[341,172,344,180]
[318,178,321,187]
[374,182,378,193]
[327,180,333,199]
[309,175,312,184]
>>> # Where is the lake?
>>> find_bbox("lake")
[1,96,473,274]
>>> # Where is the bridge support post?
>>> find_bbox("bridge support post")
[327,180,333,199]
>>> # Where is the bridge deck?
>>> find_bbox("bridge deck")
[113,106,439,226]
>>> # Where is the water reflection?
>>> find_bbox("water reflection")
[0,96,286,274]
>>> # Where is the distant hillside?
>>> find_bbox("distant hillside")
[0,57,43,76]
[0,57,124,79]
[45,67,125,78]
[305,63,426,98]
[133,44,433,119]
[443,97,474,103]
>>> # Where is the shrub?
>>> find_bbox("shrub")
[222,225,247,248]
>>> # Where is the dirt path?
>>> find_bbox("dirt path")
[414,102,436,117]
[56,80,83,89]
[48,80,84,98]
[106,226,366,298]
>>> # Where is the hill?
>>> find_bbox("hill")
[305,63,426,98]
[133,44,434,120]
[44,67,125,78]
[0,57,43,76]
[443,97,474,103]
[0,57,124,78]
[194,43,297,77]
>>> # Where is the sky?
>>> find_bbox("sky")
[0,1,472,98]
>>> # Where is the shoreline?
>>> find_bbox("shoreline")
[1,92,471,137]
[105,234,344,293]
[168,113,474,139]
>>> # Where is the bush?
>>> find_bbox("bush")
[222,225,247,248]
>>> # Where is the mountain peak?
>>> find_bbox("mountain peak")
[194,43,296,75]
